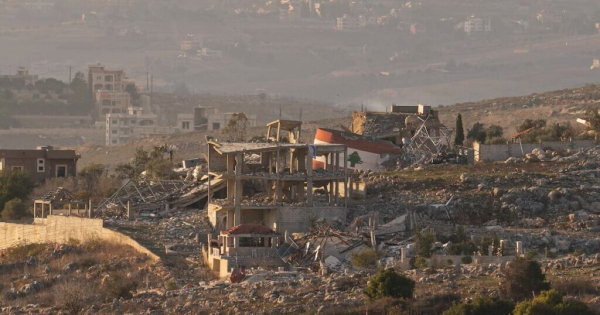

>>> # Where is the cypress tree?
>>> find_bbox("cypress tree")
[455,113,465,146]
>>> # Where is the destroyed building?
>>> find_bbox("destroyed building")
[204,120,349,276]
[315,104,452,171]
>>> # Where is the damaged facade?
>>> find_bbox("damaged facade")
[204,120,349,276]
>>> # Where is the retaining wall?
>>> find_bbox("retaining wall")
[0,216,159,260]
[474,140,597,162]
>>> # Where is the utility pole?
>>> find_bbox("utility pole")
[150,75,153,107]
[146,71,149,91]
[68,66,72,84]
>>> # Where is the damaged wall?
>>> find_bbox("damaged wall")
[474,139,596,162]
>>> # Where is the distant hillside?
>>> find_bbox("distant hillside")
[152,93,349,126]
[438,84,600,135]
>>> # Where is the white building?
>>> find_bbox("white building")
[105,107,176,146]
[464,16,491,35]
[336,15,361,31]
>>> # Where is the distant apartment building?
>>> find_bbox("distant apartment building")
[105,107,176,146]
[464,16,491,35]
[180,40,201,52]
[176,107,218,132]
[0,146,79,183]
[88,64,132,119]
[592,59,600,70]
[0,67,39,85]
[96,91,131,115]
[336,15,361,31]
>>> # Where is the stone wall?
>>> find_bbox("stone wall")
[474,140,596,162]
[0,216,159,260]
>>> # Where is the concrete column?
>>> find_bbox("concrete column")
[488,245,493,257]
[343,147,348,207]
[33,203,37,219]
[400,247,406,263]
[234,154,243,226]
[499,240,505,256]
[88,200,92,218]
[127,201,132,220]
[516,241,523,256]
[334,153,339,205]
[306,148,313,206]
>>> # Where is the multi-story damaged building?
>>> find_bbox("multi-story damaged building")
[204,120,349,276]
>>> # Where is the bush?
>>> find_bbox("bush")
[53,280,96,314]
[2,198,27,220]
[165,279,178,291]
[513,289,593,315]
[443,297,514,315]
[350,249,379,268]
[364,269,415,300]
[0,170,35,211]
[461,256,473,264]
[501,258,550,301]
[415,230,435,258]
[413,256,428,269]
[552,277,597,296]
[101,273,137,300]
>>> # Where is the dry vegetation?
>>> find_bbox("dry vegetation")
[0,240,155,313]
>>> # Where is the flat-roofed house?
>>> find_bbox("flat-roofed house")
[0,146,79,182]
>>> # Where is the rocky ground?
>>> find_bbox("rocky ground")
[7,146,600,313]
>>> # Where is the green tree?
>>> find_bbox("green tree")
[125,83,141,105]
[513,289,593,315]
[68,72,94,115]
[485,125,503,143]
[364,269,415,300]
[0,170,35,211]
[2,198,27,221]
[467,122,486,143]
[502,258,550,301]
[517,119,547,132]
[455,114,464,146]
[415,230,435,258]
[348,151,363,167]
[78,164,105,196]
[443,297,514,315]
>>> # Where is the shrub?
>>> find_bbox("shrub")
[350,249,379,268]
[53,280,96,314]
[443,297,514,315]
[0,170,35,211]
[501,258,550,301]
[101,273,137,300]
[415,230,435,258]
[364,269,415,300]
[552,277,597,296]
[513,289,593,315]
[2,198,27,220]
[413,256,428,269]
[165,279,178,291]
[2,243,47,261]
[461,255,473,264]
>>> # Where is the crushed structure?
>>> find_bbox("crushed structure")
[314,104,452,171]
[33,187,90,218]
